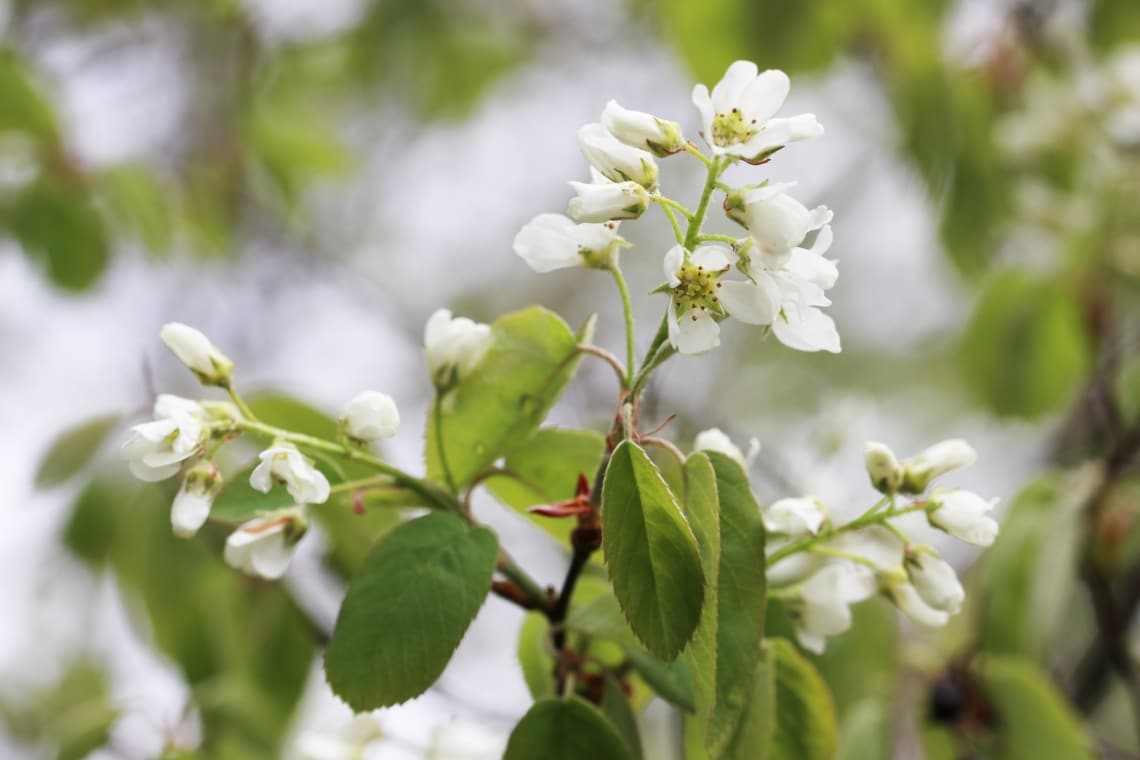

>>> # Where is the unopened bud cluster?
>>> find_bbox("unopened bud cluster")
[760,437,998,653]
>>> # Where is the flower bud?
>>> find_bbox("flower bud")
[900,439,977,494]
[694,427,760,469]
[424,309,493,388]
[905,551,964,615]
[513,213,623,272]
[577,123,658,190]
[601,100,686,157]
[725,184,831,255]
[224,508,308,580]
[342,390,400,442]
[250,441,331,504]
[171,460,222,538]
[160,322,233,386]
[763,497,827,536]
[864,441,902,494]
[927,489,999,546]
[567,177,649,223]
[886,581,950,627]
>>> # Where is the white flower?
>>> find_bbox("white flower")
[424,309,493,386]
[905,552,965,615]
[928,490,1000,546]
[601,100,686,157]
[864,441,903,494]
[664,244,733,354]
[577,123,658,189]
[224,509,306,580]
[886,582,950,627]
[160,322,233,385]
[694,427,760,469]
[121,394,209,482]
[792,561,877,653]
[764,497,827,537]
[692,61,823,161]
[900,439,977,493]
[250,442,330,504]
[513,213,622,272]
[342,391,400,442]
[171,460,222,538]
[718,223,841,353]
[567,169,649,223]
[724,183,832,257]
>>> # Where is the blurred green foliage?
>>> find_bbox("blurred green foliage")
[11,0,1140,755]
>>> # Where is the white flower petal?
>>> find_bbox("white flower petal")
[764,497,827,536]
[671,307,720,355]
[773,303,841,353]
[739,69,790,125]
[663,244,685,287]
[718,277,781,325]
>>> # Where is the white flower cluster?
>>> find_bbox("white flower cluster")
[121,322,418,580]
[512,61,838,356]
[758,437,998,653]
[998,45,1140,157]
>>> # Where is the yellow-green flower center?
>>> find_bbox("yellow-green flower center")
[673,261,725,320]
[711,108,759,148]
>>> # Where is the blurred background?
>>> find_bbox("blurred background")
[2,0,1138,757]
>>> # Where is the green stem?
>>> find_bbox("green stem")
[433,394,458,493]
[684,156,723,249]
[808,545,891,573]
[697,234,741,246]
[651,195,693,220]
[684,142,714,168]
[609,265,636,389]
[329,475,392,495]
[658,203,685,244]
[230,418,454,511]
[630,342,676,400]
[223,382,259,422]
[767,503,928,566]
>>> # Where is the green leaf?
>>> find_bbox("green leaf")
[96,165,175,254]
[563,589,695,711]
[602,440,704,662]
[426,307,584,488]
[517,612,556,701]
[980,471,1091,660]
[768,638,838,760]
[210,465,295,522]
[718,645,775,760]
[64,475,315,756]
[601,675,644,760]
[504,698,631,760]
[35,414,120,487]
[705,452,768,749]
[7,180,109,290]
[978,657,1096,760]
[324,512,498,709]
[0,52,59,140]
[486,427,605,545]
[681,452,769,757]
[959,272,1090,419]
[836,700,891,760]
[680,452,721,752]
[625,648,695,712]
